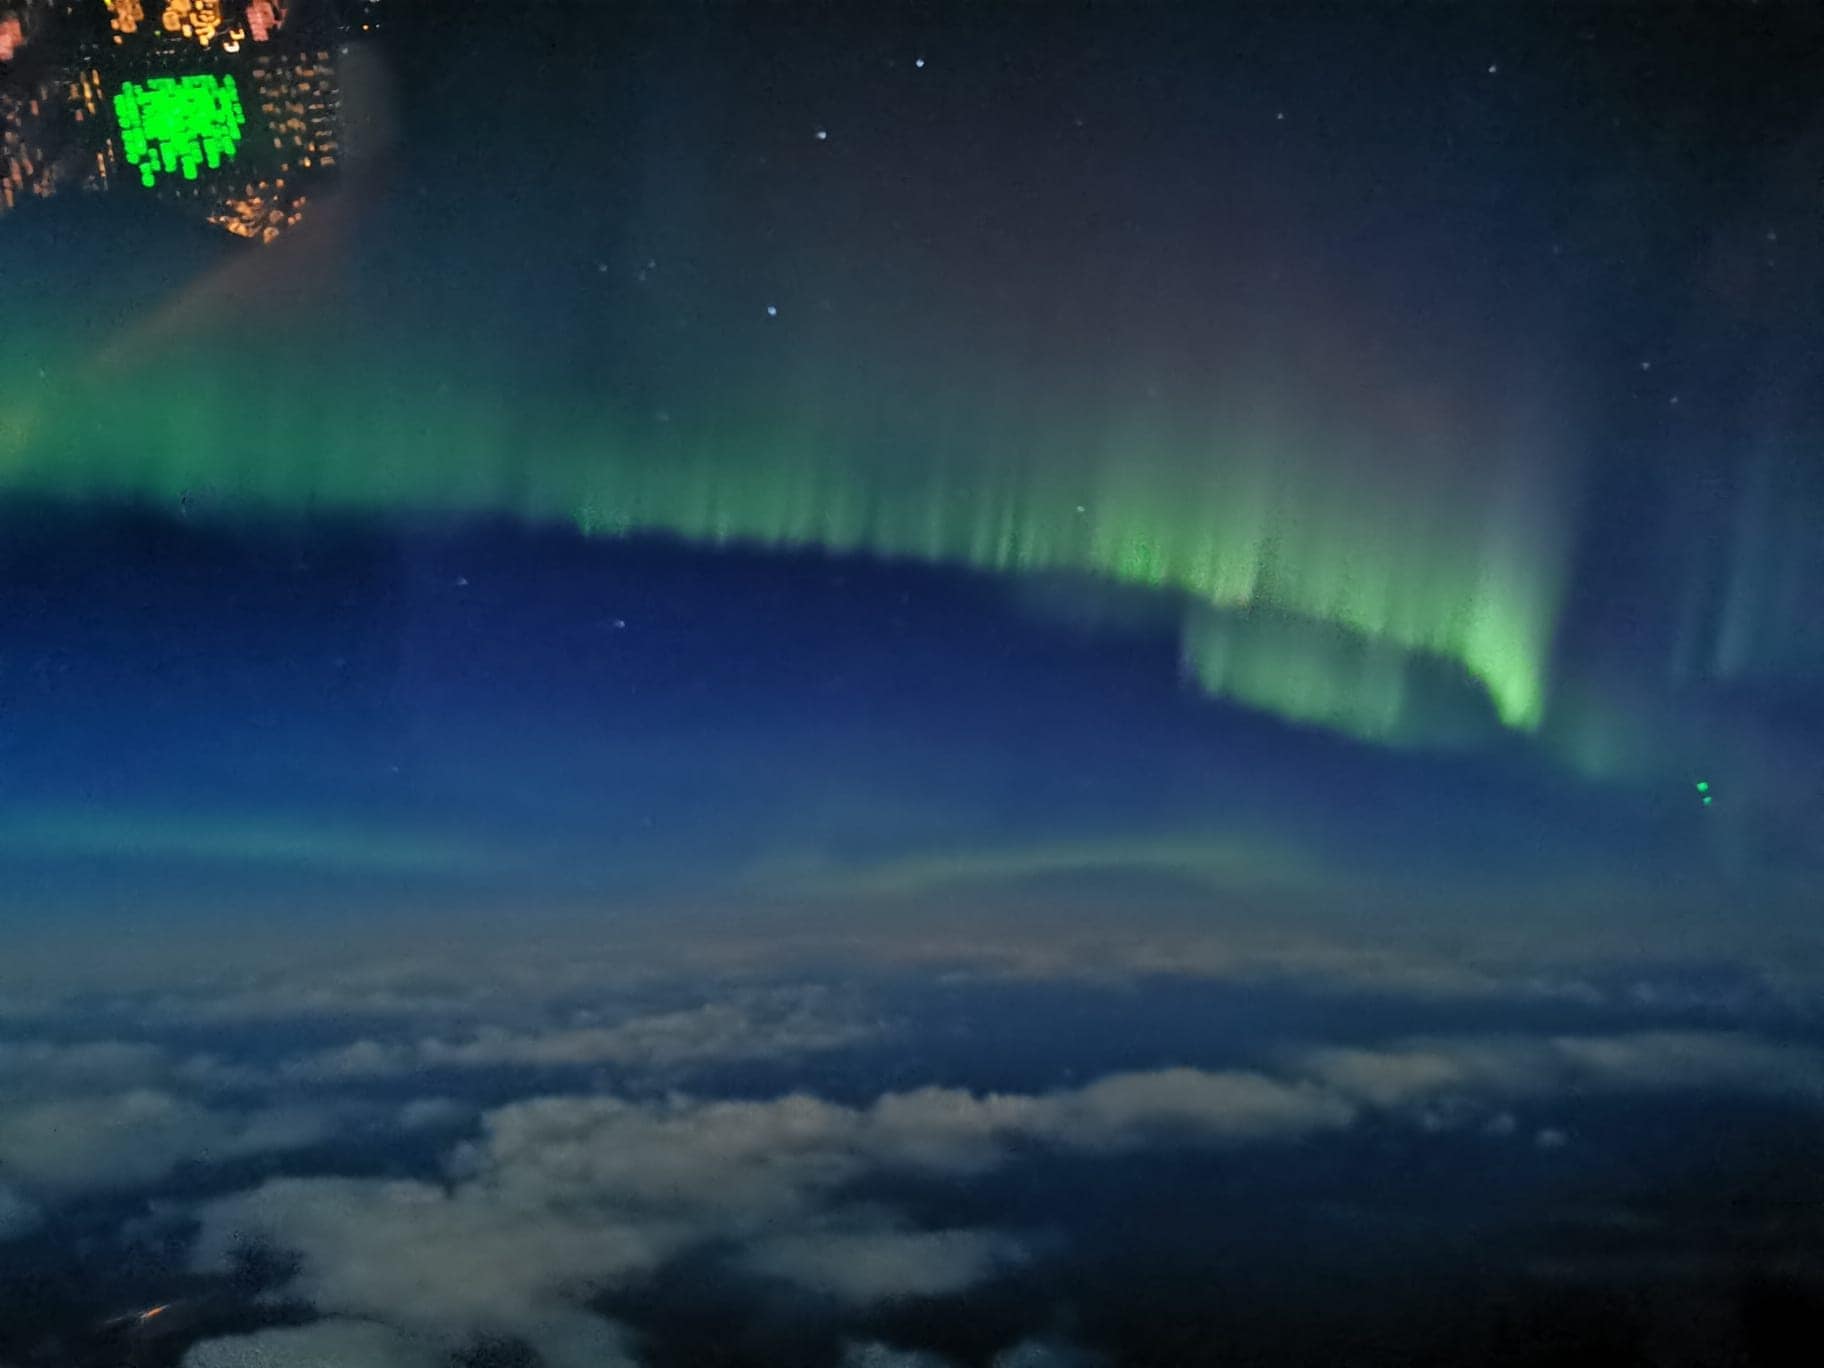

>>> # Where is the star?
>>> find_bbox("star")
[766,304,778,317]
[914,57,925,69]
[814,128,828,141]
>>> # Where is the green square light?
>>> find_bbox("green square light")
[113,74,245,189]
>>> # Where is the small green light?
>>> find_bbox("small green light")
[1694,781,1709,793]
[1702,795,1713,806]
[113,73,245,189]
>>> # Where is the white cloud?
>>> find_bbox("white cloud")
[862,1086,1043,1173]
[992,1339,1109,1368]
[1548,1031,1824,1100]
[0,978,884,1215]
[180,1317,442,1368]
[863,1068,1352,1169]
[457,1091,866,1228]
[0,1037,268,1106]
[1298,1045,1477,1108]
[484,993,876,1068]
[501,1310,639,1368]
[839,1342,959,1368]
[0,1035,258,1101]
[741,1225,1029,1303]
[1300,1030,1824,1112]
[192,1176,674,1329]
[0,1090,335,1195]
[0,1032,357,1209]
[0,1039,171,1093]
[117,944,1824,1368]
[1039,1067,1354,1147]
[192,1064,1345,1347]
[126,947,710,1032]
[281,995,881,1081]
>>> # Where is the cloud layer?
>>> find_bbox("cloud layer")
[192,1063,1345,1341]
[181,1319,444,1368]
[6,935,1824,1364]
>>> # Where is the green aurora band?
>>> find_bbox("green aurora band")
[0,330,1571,743]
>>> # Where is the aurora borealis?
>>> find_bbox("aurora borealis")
[6,5,1816,778]
[1,0,1817,882]
[4,6,1824,1367]
[0,320,1572,742]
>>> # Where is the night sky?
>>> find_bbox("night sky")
[2,4,1823,1367]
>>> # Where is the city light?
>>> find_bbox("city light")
[113,72,244,186]
[5,2,370,237]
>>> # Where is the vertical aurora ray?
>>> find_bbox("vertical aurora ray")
[1710,445,1824,682]
[0,320,1573,743]
[1661,439,1824,693]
